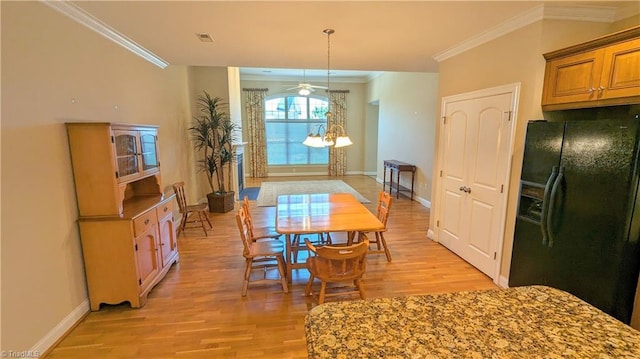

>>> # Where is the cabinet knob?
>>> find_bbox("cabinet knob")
[144,219,150,225]
[164,207,168,212]
[598,86,605,91]
[589,88,595,93]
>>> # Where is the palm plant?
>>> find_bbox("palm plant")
[189,91,238,197]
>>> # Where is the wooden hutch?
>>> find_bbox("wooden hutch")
[66,122,178,311]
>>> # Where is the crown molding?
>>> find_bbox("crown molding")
[433,4,628,63]
[41,0,169,69]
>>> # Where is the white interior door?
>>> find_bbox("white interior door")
[437,85,518,280]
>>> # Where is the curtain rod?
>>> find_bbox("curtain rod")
[326,89,350,93]
[242,88,269,92]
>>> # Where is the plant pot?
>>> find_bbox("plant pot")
[207,191,235,213]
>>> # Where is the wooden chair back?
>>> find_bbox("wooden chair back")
[235,207,253,257]
[306,235,369,281]
[172,181,188,213]
[377,191,392,227]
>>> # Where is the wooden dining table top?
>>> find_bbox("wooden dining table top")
[276,193,384,234]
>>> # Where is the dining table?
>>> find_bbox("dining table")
[275,193,385,282]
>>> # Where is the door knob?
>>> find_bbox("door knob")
[459,186,466,192]
[465,187,472,193]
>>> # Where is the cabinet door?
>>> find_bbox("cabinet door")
[157,209,177,268]
[542,49,604,106]
[600,38,640,100]
[139,131,160,176]
[113,130,141,183]
[135,224,160,292]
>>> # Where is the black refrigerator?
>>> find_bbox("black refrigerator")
[509,118,640,324]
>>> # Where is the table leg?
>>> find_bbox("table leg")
[396,169,401,199]
[383,165,387,193]
[285,233,292,283]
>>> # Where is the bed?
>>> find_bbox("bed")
[304,286,640,358]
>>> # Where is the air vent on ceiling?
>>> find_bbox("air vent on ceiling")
[196,33,214,42]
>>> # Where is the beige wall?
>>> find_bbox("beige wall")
[433,19,635,281]
[367,72,439,205]
[187,66,231,197]
[1,2,193,351]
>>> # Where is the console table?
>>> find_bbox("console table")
[383,160,416,200]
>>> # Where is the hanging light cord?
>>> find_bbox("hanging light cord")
[323,28,334,118]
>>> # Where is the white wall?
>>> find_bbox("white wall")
[367,72,439,204]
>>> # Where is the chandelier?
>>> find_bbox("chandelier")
[303,28,352,148]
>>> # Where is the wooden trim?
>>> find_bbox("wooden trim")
[542,95,640,111]
[544,25,640,60]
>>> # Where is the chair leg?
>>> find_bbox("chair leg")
[292,234,300,263]
[305,275,315,297]
[242,258,252,296]
[355,278,366,300]
[318,282,327,304]
[202,210,213,229]
[378,232,392,262]
[198,210,208,236]
[276,255,289,294]
[180,212,190,234]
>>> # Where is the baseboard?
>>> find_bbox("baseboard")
[427,228,435,240]
[497,275,509,289]
[32,299,90,355]
[268,172,328,177]
[363,171,377,176]
[415,196,431,209]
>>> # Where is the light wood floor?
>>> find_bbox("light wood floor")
[46,175,497,358]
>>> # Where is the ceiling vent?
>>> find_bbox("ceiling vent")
[196,33,214,42]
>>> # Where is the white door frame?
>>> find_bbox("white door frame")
[432,82,520,285]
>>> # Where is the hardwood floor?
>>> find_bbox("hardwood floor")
[46,175,497,358]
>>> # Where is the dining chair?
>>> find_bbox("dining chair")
[359,191,393,262]
[172,181,213,236]
[242,196,281,241]
[304,234,369,304]
[236,207,288,296]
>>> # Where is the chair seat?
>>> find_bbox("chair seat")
[184,203,208,212]
[247,239,285,258]
[252,225,282,240]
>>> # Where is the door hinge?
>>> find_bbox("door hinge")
[494,252,497,260]
[111,136,115,143]
[442,116,447,124]
[115,171,119,178]
[439,170,443,177]
[138,278,142,285]
[135,244,138,251]
[500,184,504,193]
[436,220,440,227]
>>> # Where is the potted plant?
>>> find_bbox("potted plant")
[190,91,238,213]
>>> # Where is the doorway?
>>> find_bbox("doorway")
[435,83,519,282]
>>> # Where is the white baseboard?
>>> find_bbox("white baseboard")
[497,275,509,288]
[427,228,435,240]
[268,172,328,176]
[363,171,377,176]
[32,299,90,354]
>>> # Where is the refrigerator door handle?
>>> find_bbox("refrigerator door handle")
[547,166,564,248]
[540,166,558,245]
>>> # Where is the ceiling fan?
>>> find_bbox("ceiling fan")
[286,69,327,96]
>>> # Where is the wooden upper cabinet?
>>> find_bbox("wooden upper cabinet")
[113,128,160,183]
[66,122,162,216]
[542,26,640,111]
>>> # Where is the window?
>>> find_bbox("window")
[265,95,329,165]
